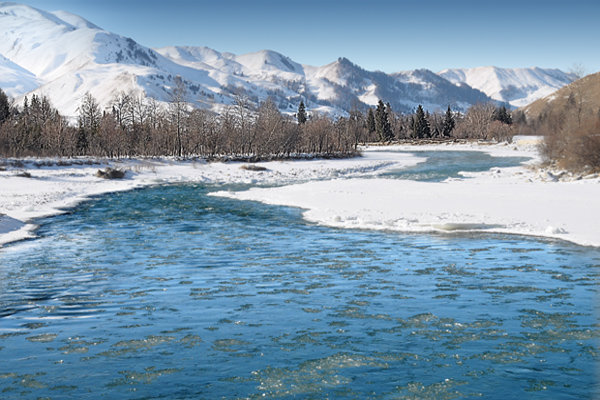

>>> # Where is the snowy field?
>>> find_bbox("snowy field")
[1,138,599,248]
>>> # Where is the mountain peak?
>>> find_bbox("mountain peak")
[50,10,102,30]
[0,2,100,31]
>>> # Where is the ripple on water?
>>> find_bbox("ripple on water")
[0,183,598,399]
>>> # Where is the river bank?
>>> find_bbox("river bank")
[2,138,599,248]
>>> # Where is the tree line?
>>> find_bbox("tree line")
[0,87,362,159]
[0,83,517,160]
[363,100,514,143]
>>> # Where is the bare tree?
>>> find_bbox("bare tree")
[455,102,496,139]
[568,63,588,125]
[231,92,255,156]
[255,97,283,156]
[168,76,189,156]
[43,111,74,157]
[347,104,366,149]
[77,92,102,154]
[111,92,133,131]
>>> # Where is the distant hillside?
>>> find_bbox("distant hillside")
[519,71,600,120]
[438,66,574,108]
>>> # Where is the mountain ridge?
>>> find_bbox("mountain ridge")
[438,66,575,108]
[518,70,600,120]
[0,2,574,118]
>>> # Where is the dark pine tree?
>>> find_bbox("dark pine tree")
[413,105,430,139]
[366,108,376,136]
[375,100,393,142]
[0,88,10,124]
[493,105,512,125]
[297,101,307,125]
[442,105,455,137]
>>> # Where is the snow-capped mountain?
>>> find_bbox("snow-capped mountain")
[0,3,571,118]
[0,3,221,116]
[438,66,575,108]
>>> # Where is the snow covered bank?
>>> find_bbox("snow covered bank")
[0,152,420,247]
[213,141,600,247]
[2,140,599,248]
[215,172,600,247]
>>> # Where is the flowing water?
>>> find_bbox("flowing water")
[378,150,531,182]
[1,153,599,399]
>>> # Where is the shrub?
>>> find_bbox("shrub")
[562,116,600,172]
[540,114,600,172]
[240,164,267,171]
[15,171,32,178]
[95,167,126,179]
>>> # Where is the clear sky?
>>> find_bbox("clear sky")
[13,0,600,74]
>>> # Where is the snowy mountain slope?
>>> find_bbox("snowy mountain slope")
[0,2,571,119]
[0,54,40,97]
[519,71,600,120]
[0,3,100,80]
[389,68,490,112]
[0,2,232,115]
[155,49,492,114]
[49,9,101,30]
[438,66,574,108]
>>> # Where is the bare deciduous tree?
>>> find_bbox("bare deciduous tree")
[168,76,189,157]
[455,102,496,139]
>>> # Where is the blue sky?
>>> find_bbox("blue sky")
[15,0,600,74]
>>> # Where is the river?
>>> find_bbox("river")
[0,152,598,399]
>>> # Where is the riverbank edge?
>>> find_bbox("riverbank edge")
[2,140,598,249]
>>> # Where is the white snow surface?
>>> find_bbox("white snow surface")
[1,141,599,249]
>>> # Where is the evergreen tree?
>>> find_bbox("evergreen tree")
[413,105,430,138]
[297,101,307,124]
[366,108,376,136]
[0,88,10,124]
[375,100,393,142]
[442,105,455,137]
[493,105,512,125]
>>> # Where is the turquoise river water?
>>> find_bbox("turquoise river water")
[0,151,598,399]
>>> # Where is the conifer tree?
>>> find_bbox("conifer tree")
[297,101,307,124]
[366,108,376,136]
[0,88,10,124]
[413,104,430,138]
[442,105,455,137]
[493,105,512,125]
[375,100,393,142]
